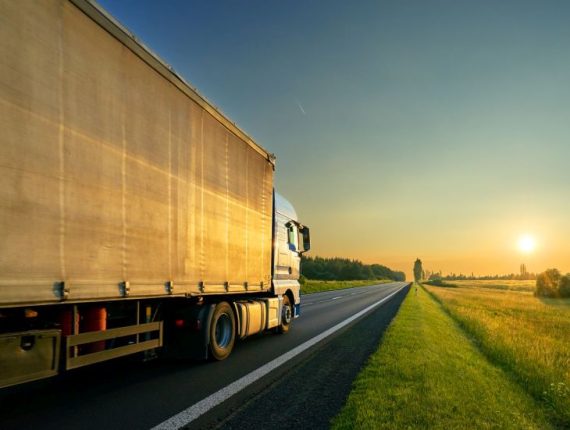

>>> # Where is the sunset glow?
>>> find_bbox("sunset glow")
[518,235,536,254]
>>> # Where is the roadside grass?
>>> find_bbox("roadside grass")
[332,283,551,430]
[301,279,392,295]
[426,281,570,426]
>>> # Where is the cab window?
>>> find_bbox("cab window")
[287,223,298,251]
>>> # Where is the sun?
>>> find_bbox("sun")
[518,235,536,253]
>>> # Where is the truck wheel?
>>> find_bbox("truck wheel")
[277,295,293,334]
[209,302,236,360]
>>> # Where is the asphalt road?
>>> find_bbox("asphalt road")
[0,282,409,430]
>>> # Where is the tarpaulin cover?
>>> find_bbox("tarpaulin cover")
[0,0,274,306]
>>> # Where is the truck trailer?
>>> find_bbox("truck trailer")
[0,0,310,388]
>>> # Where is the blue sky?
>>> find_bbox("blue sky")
[98,0,570,277]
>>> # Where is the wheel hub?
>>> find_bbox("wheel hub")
[215,313,232,348]
[283,305,292,324]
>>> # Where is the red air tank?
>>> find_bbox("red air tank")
[81,306,107,353]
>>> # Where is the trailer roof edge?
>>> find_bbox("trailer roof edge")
[68,0,276,166]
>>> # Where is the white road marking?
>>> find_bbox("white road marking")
[301,298,334,307]
[300,283,392,304]
[331,296,341,300]
[151,283,407,430]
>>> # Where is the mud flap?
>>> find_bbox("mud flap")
[163,303,215,360]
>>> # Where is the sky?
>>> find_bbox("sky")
[98,0,570,279]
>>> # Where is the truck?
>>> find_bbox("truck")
[0,0,310,389]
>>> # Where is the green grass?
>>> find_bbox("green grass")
[426,280,570,427]
[300,279,392,295]
[332,284,551,429]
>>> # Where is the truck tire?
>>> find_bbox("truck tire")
[277,294,293,334]
[209,301,236,361]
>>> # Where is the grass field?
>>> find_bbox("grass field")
[300,279,392,295]
[430,279,536,292]
[332,284,551,429]
[426,280,570,427]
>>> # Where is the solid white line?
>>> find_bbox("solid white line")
[151,283,407,430]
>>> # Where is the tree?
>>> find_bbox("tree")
[558,274,570,298]
[300,256,405,282]
[429,272,441,281]
[536,268,561,297]
[413,258,423,282]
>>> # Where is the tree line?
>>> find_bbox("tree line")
[301,256,406,282]
[437,273,537,281]
[535,269,570,298]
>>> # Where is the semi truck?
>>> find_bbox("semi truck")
[0,0,310,389]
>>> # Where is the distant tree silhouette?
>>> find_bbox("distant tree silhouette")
[435,270,537,281]
[301,256,405,282]
[413,258,423,282]
[536,268,561,297]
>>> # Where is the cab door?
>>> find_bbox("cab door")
[274,214,292,279]
[286,222,301,279]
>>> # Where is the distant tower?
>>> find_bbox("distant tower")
[520,263,528,279]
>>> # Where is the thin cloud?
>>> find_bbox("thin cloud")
[295,99,307,116]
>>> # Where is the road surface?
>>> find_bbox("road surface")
[0,282,409,429]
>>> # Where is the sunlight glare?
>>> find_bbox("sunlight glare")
[518,235,536,253]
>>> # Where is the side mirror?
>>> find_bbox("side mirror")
[299,226,310,254]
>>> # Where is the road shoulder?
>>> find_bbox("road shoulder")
[188,285,410,429]
[332,284,551,429]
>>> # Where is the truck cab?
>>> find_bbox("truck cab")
[272,193,310,319]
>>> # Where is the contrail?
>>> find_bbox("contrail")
[296,100,306,115]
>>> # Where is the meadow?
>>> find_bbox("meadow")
[333,283,550,429]
[426,280,570,427]
[300,279,392,295]
[442,279,536,291]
